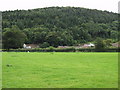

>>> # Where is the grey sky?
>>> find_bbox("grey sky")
[0,0,119,13]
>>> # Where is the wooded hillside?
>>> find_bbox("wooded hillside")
[2,7,118,48]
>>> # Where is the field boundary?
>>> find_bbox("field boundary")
[1,47,119,52]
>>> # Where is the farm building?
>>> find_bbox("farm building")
[23,44,39,49]
[111,42,120,47]
[58,43,95,49]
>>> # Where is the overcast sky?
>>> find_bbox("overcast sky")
[0,0,119,13]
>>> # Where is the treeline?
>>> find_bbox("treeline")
[2,7,119,48]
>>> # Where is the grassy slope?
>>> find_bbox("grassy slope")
[2,52,118,88]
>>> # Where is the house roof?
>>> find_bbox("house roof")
[25,44,39,48]
[111,42,120,47]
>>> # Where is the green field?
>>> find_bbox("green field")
[0,52,2,89]
[2,52,118,88]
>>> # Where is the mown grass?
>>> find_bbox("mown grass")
[2,52,118,88]
[0,52,2,89]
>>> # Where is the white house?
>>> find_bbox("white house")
[88,43,95,47]
[23,44,39,49]
[23,44,31,49]
[82,43,95,48]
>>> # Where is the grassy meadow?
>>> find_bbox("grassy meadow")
[0,52,2,89]
[2,52,118,88]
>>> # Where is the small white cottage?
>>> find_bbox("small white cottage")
[23,44,39,49]
[82,43,95,48]
[88,43,95,47]
[23,44,31,49]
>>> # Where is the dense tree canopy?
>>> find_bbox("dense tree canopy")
[3,25,26,49]
[95,38,106,52]
[2,7,118,48]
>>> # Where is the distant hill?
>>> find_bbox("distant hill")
[2,7,118,47]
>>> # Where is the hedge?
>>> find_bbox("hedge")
[2,47,119,52]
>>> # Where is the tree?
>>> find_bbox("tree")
[95,38,106,52]
[2,7,118,46]
[3,25,26,50]
[39,42,50,48]
[104,39,112,48]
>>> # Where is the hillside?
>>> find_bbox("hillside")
[2,7,118,47]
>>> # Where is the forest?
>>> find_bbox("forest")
[2,7,119,48]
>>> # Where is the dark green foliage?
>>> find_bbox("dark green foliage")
[3,25,26,49]
[48,46,55,51]
[2,7,118,48]
[39,42,50,48]
[104,39,112,47]
[2,47,119,52]
[95,38,106,52]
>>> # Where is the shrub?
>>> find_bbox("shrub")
[104,39,112,47]
[39,42,50,48]
[95,38,106,52]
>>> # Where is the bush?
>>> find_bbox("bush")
[46,46,55,52]
[104,39,112,47]
[39,42,50,48]
[54,47,76,52]
[95,38,106,52]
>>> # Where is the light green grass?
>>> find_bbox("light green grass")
[0,52,2,89]
[2,52,118,88]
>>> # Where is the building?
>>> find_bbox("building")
[82,43,95,48]
[23,44,39,49]
[111,42,120,47]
